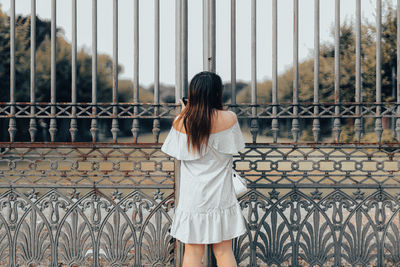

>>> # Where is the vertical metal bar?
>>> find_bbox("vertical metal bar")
[271,0,278,142]
[174,1,183,263]
[332,0,341,142]
[208,0,216,72]
[375,0,383,142]
[174,160,184,266]
[175,0,182,102]
[291,0,300,142]
[203,0,209,70]
[355,0,362,142]
[132,0,140,142]
[111,0,119,142]
[392,66,396,132]
[49,0,57,142]
[251,0,257,95]
[202,248,209,266]
[90,0,98,142]
[181,0,188,97]
[8,0,16,142]
[396,0,400,140]
[153,0,160,143]
[250,0,258,143]
[231,0,236,106]
[29,0,37,142]
[207,245,217,266]
[70,0,78,142]
[312,0,320,142]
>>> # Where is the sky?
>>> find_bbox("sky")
[0,0,392,87]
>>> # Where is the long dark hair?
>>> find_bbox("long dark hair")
[174,71,223,154]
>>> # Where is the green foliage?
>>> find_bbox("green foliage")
[0,7,124,103]
[360,129,396,143]
[237,4,399,141]
[0,8,10,97]
[118,80,154,103]
[237,4,398,105]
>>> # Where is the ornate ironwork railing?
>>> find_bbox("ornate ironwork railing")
[234,143,400,266]
[1,0,400,266]
[2,102,400,120]
[0,143,176,266]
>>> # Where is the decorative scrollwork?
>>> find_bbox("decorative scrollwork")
[384,214,400,265]
[0,191,29,231]
[140,214,174,266]
[235,187,400,266]
[0,144,400,266]
[298,210,335,265]
[16,209,51,266]
[99,211,134,266]
[0,188,175,266]
[255,209,292,265]
[341,209,378,265]
[58,210,92,266]
[0,219,8,266]
[80,194,112,232]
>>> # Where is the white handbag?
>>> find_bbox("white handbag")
[209,145,248,196]
[232,169,247,196]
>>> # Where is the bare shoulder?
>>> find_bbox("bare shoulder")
[211,110,238,133]
[226,110,238,120]
[172,110,238,134]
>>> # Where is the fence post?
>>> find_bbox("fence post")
[8,0,16,143]
[132,0,140,143]
[174,157,184,266]
[29,0,37,142]
[90,0,98,143]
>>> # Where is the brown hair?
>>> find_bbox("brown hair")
[174,71,223,154]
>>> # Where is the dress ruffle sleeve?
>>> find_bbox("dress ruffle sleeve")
[161,127,205,160]
[209,120,245,154]
[161,120,245,160]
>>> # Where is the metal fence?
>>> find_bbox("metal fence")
[1,0,400,266]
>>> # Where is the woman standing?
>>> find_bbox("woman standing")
[161,71,246,267]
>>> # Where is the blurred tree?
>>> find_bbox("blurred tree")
[237,3,398,140]
[0,6,119,103]
[237,4,398,105]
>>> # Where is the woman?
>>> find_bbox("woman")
[161,71,246,267]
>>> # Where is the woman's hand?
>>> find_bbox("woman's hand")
[179,99,186,110]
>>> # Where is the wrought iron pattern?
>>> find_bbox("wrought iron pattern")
[1,143,400,266]
[0,144,174,188]
[2,0,400,265]
[0,103,178,120]
[233,144,400,266]
[0,144,175,266]
[2,102,399,119]
[0,188,174,266]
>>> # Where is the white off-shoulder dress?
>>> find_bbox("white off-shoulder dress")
[161,120,247,244]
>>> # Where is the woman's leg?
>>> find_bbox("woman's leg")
[182,243,205,267]
[212,239,237,267]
